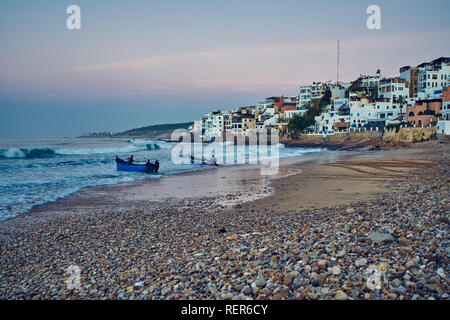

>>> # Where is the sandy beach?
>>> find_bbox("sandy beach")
[0,142,448,300]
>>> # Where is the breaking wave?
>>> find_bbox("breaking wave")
[128,139,173,149]
[0,145,149,159]
[0,148,57,159]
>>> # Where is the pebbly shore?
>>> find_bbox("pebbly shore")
[0,144,448,300]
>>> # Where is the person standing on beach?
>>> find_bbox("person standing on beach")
[209,155,218,166]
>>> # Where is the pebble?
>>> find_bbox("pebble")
[391,278,402,288]
[255,278,266,288]
[229,234,239,241]
[318,260,327,270]
[0,143,448,301]
[436,268,445,279]
[355,258,367,267]
[334,290,349,300]
[331,266,341,275]
[368,232,394,245]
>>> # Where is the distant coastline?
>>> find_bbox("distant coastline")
[78,122,193,140]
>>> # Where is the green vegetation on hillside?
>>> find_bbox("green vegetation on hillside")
[288,87,331,135]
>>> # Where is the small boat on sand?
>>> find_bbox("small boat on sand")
[189,155,219,166]
[115,156,159,173]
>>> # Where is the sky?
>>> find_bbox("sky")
[0,0,449,138]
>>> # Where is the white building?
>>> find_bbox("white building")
[349,101,402,128]
[298,82,327,107]
[329,85,346,102]
[417,59,450,98]
[203,111,225,139]
[315,108,349,134]
[283,109,307,119]
[437,121,450,135]
[263,114,280,127]
[378,78,410,101]
[192,120,203,133]
[298,85,311,107]
[442,87,450,121]
[315,100,350,134]
[354,70,382,90]
[256,101,274,110]
[438,85,450,135]
[316,99,404,134]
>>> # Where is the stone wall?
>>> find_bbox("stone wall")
[383,127,437,143]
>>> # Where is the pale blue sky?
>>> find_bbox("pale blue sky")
[0,0,449,137]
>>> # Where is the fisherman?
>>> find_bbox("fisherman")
[209,154,218,166]
[145,159,154,173]
[154,160,160,173]
[127,155,134,164]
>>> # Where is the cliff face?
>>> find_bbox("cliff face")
[383,127,437,143]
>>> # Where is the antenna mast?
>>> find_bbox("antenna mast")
[337,40,340,84]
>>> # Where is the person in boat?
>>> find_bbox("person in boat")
[154,160,159,173]
[127,155,134,164]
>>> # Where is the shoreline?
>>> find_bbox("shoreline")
[1,147,385,228]
[0,141,448,300]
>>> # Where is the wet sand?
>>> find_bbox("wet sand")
[0,146,433,229]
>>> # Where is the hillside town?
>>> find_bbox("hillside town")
[189,57,450,139]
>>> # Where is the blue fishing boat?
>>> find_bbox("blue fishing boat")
[115,156,159,173]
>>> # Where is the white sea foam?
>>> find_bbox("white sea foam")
[0,138,327,221]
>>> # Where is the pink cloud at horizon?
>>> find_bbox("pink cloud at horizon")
[1,31,449,100]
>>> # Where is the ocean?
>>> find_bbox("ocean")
[0,138,325,221]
